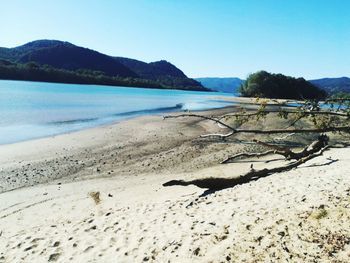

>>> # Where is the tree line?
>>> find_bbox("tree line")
[0,59,206,91]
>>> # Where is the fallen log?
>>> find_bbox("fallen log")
[163,145,330,191]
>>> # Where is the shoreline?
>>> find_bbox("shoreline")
[0,78,238,146]
[0,106,242,193]
[0,77,211,92]
[1,103,350,262]
[0,97,339,193]
[0,96,284,148]
[0,103,235,147]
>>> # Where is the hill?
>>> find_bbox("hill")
[195,77,243,93]
[0,40,205,91]
[0,40,136,78]
[115,57,201,88]
[115,57,186,79]
[309,77,350,94]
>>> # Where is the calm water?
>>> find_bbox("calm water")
[0,80,236,144]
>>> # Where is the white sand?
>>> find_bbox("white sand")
[1,148,349,262]
[0,109,349,262]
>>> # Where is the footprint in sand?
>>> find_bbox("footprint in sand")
[84,245,94,252]
[48,253,60,261]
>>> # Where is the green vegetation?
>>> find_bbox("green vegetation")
[0,60,206,91]
[239,71,327,100]
[0,40,207,91]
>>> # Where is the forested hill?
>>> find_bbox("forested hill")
[0,40,206,91]
[114,57,187,79]
[114,57,201,89]
[309,77,350,94]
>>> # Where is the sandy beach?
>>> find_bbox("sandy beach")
[0,107,349,262]
[1,0,348,261]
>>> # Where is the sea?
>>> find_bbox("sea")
[0,80,236,145]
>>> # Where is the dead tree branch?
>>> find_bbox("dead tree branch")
[163,145,330,192]
[233,126,350,134]
[163,114,237,132]
[162,99,347,192]
[219,109,349,120]
[164,113,350,139]
[221,150,275,164]
[222,135,328,163]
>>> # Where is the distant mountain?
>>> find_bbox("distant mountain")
[195,77,244,93]
[309,77,350,94]
[195,76,350,95]
[115,57,201,88]
[0,40,136,78]
[115,57,187,79]
[0,40,205,91]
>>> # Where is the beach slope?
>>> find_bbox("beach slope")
[0,109,349,262]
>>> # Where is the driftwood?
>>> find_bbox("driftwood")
[222,135,329,163]
[164,114,350,139]
[163,101,347,192]
[163,145,329,191]
[219,109,350,120]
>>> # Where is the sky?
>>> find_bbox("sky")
[1,0,349,79]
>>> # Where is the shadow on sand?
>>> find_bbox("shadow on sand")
[163,158,338,197]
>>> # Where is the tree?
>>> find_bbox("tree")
[239,71,327,100]
[25,61,40,69]
[162,97,350,193]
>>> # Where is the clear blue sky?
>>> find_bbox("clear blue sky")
[1,0,349,79]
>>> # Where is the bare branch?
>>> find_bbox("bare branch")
[200,131,234,138]
[236,126,350,134]
[164,113,350,140]
[222,135,329,164]
[218,111,262,120]
[163,114,237,132]
[221,150,275,164]
[163,145,330,191]
[253,139,292,153]
[219,109,349,119]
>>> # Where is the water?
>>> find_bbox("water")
[0,80,236,144]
